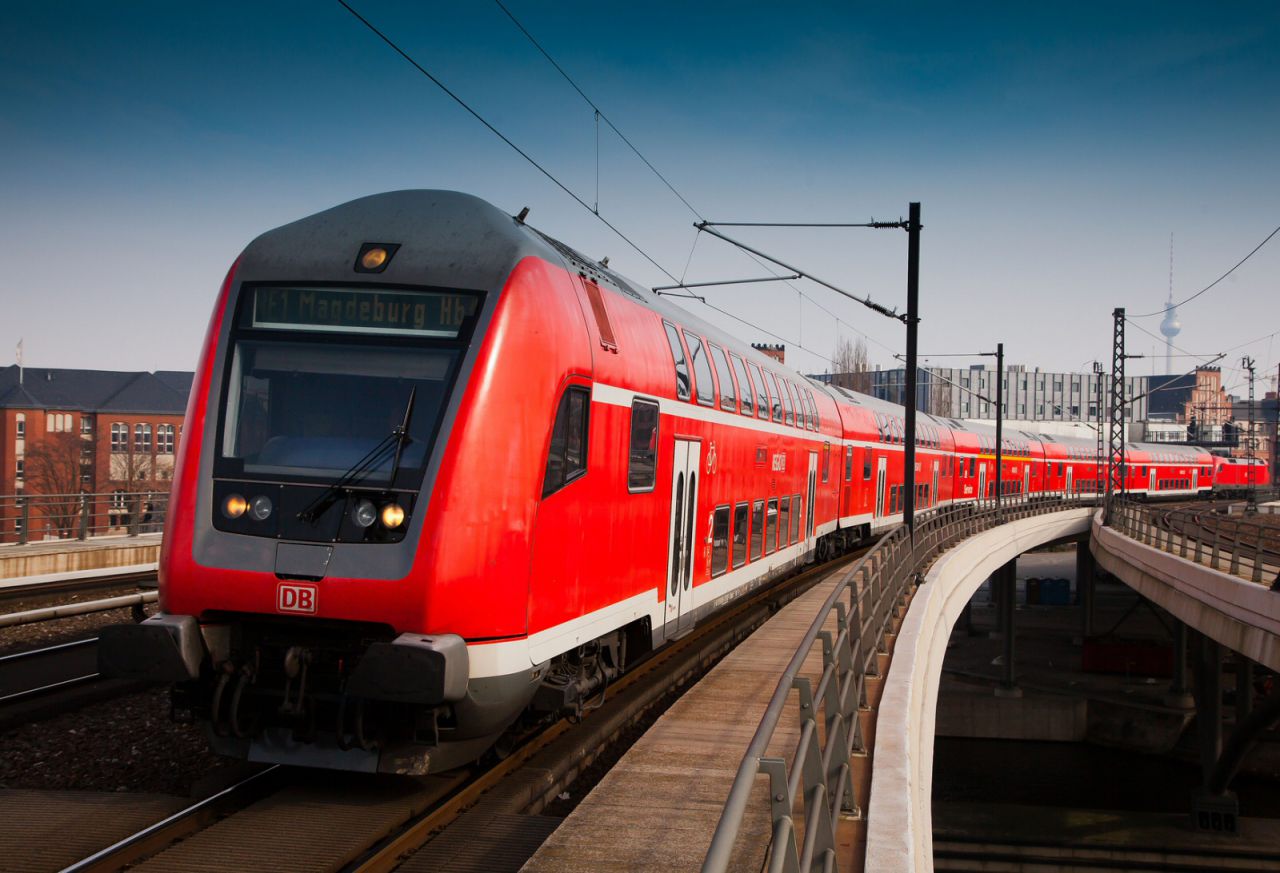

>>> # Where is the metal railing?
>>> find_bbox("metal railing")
[703,495,1095,873]
[1108,499,1280,587]
[0,491,170,546]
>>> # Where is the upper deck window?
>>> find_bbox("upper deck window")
[709,345,737,413]
[730,355,753,417]
[778,378,795,426]
[684,331,715,407]
[747,363,769,420]
[663,322,691,401]
[765,372,784,422]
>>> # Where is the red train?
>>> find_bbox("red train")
[98,191,1228,774]
[1211,455,1273,497]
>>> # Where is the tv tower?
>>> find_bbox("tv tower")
[1158,233,1181,374]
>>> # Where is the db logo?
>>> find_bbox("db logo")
[277,583,318,614]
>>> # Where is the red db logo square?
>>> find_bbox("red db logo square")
[277,583,317,614]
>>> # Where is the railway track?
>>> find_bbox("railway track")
[0,636,149,731]
[48,548,866,873]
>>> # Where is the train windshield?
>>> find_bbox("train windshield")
[219,339,460,486]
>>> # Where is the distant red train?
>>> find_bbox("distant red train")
[1211,455,1273,496]
[100,191,1231,774]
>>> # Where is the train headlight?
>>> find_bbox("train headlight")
[360,247,388,270]
[249,495,273,522]
[222,493,248,519]
[352,499,377,528]
[380,503,405,529]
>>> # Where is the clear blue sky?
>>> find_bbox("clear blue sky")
[2,1,1277,395]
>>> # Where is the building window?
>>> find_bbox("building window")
[111,490,128,510]
[627,400,659,492]
[81,416,93,435]
[111,423,127,452]
[157,424,175,454]
[135,423,152,452]
[543,386,590,497]
[15,458,23,480]
[15,414,25,438]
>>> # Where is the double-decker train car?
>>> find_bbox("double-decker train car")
[98,190,1236,775]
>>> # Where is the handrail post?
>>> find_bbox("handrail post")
[78,493,89,540]
[19,498,29,546]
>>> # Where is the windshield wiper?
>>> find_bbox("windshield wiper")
[297,387,417,524]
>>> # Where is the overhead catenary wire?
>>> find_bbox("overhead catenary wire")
[337,0,682,285]
[1131,223,1280,318]
[492,0,904,363]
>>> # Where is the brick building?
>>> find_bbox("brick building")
[0,365,192,542]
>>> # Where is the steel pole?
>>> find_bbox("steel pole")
[995,342,1004,518]
[903,202,920,539]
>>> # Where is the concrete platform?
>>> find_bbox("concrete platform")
[0,534,162,580]
[521,572,860,873]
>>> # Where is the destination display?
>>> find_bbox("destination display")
[250,286,479,337]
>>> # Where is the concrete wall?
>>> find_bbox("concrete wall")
[864,507,1092,873]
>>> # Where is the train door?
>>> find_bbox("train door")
[1023,467,1031,502]
[805,451,818,546]
[931,461,939,510]
[1149,468,1157,495]
[1065,467,1073,497]
[874,456,887,519]
[665,439,701,637]
[1192,467,1198,492]
[978,465,988,508]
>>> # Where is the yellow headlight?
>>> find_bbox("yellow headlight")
[361,247,388,270]
[380,503,405,529]
[223,493,248,519]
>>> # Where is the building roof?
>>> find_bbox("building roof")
[0,365,192,414]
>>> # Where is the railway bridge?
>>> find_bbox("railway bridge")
[520,497,1280,873]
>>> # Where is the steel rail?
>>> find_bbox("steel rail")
[57,766,284,873]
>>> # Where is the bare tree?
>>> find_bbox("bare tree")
[23,432,86,537]
[832,335,871,394]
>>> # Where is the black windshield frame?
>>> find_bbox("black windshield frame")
[213,281,485,491]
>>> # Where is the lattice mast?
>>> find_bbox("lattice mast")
[1106,308,1127,515]
[1243,355,1257,514]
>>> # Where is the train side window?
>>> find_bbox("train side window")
[627,399,659,492]
[751,500,765,560]
[1056,462,1063,475]
[779,378,795,426]
[662,322,691,401]
[543,386,590,497]
[710,344,737,412]
[765,498,779,553]
[845,445,854,481]
[732,502,749,568]
[863,448,872,479]
[731,354,754,416]
[748,363,770,420]
[822,443,830,483]
[804,390,817,430]
[969,457,976,477]
[779,498,791,546]
[684,331,715,407]
[711,505,730,577]
[790,495,801,542]
[765,372,784,422]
